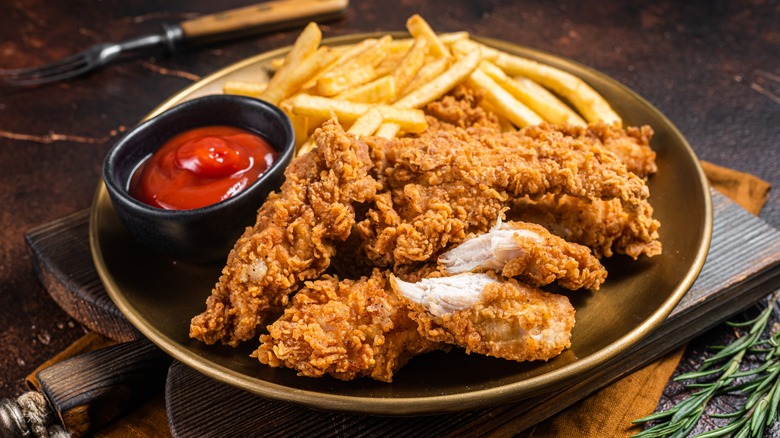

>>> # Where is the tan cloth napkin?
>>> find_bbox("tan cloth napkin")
[518,160,771,437]
[29,161,771,438]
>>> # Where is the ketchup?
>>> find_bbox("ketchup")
[129,126,277,210]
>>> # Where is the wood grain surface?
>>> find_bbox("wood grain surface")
[1,0,778,431]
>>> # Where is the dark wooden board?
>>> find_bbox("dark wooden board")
[25,209,140,343]
[24,189,780,436]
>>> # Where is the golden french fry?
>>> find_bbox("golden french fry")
[268,57,285,71]
[512,76,586,125]
[302,38,378,90]
[287,94,428,133]
[388,39,415,54]
[306,115,330,135]
[260,46,338,105]
[373,51,407,78]
[400,57,449,96]
[479,61,585,126]
[316,35,393,96]
[439,31,469,45]
[375,122,401,139]
[388,32,466,54]
[269,45,350,72]
[453,39,621,125]
[406,14,449,58]
[392,38,428,94]
[290,113,309,148]
[297,137,316,156]
[394,49,481,109]
[347,108,384,136]
[335,76,395,103]
[467,69,543,127]
[479,100,517,132]
[260,22,321,105]
[223,80,267,97]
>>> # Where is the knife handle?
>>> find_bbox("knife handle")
[179,0,349,42]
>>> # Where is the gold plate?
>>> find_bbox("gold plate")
[90,33,712,415]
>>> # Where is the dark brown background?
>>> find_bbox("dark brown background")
[0,0,778,411]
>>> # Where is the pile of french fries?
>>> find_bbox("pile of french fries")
[223,15,622,156]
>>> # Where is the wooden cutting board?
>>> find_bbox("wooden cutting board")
[24,189,780,437]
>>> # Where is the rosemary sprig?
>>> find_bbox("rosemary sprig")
[633,292,780,438]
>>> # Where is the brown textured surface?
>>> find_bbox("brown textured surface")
[1,0,778,426]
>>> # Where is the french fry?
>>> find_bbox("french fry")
[268,45,349,72]
[467,69,544,127]
[392,38,428,94]
[302,38,378,90]
[335,76,395,103]
[373,51,407,78]
[225,16,622,149]
[316,35,393,96]
[453,39,621,125]
[290,114,309,148]
[439,31,469,46]
[479,100,517,132]
[511,76,586,125]
[260,22,322,105]
[394,49,481,109]
[306,115,330,136]
[297,137,316,156]
[223,80,267,97]
[375,122,401,139]
[388,39,415,54]
[347,108,384,136]
[400,57,450,96]
[479,61,585,126]
[287,94,428,133]
[386,32,466,55]
[260,46,338,105]
[268,57,285,71]
[406,14,449,58]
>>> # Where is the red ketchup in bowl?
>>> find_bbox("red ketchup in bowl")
[129,126,277,210]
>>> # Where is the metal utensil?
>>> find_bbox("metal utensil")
[0,0,348,87]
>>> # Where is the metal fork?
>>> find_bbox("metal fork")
[0,0,348,87]
[0,30,178,87]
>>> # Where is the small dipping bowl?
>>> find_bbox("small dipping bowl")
[103,94,295,263]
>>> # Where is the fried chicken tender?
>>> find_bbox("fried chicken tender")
[359,118,652,267]
[552,123,657,178]
[254,269,443,382]
[190,120,380,346]
[439,217,607,290]
[511,194,662,259]
[392,273,575,362]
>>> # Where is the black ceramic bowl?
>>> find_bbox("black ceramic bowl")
[103,94,295,263]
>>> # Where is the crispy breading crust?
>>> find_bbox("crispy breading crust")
[254,269,444,382]
[440,220,608,290]
[189,120,379,346]
[358,118,652,267]
[396,275,575,362]
[552,123,657,178]
[511,194,662,259]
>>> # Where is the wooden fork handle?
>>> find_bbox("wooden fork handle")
[180,0,349,41]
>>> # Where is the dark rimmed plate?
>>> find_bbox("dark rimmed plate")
[90,33,712,415]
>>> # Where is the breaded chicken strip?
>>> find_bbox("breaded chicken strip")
[549,123,657,178]
[359,119,652,267]
[511,194,661,259]
[190,120,380,346]
[254,269,443,382]
[392,273,575,362]
[439,218,607,290]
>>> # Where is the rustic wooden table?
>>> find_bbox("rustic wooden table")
[1,0,778,432]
